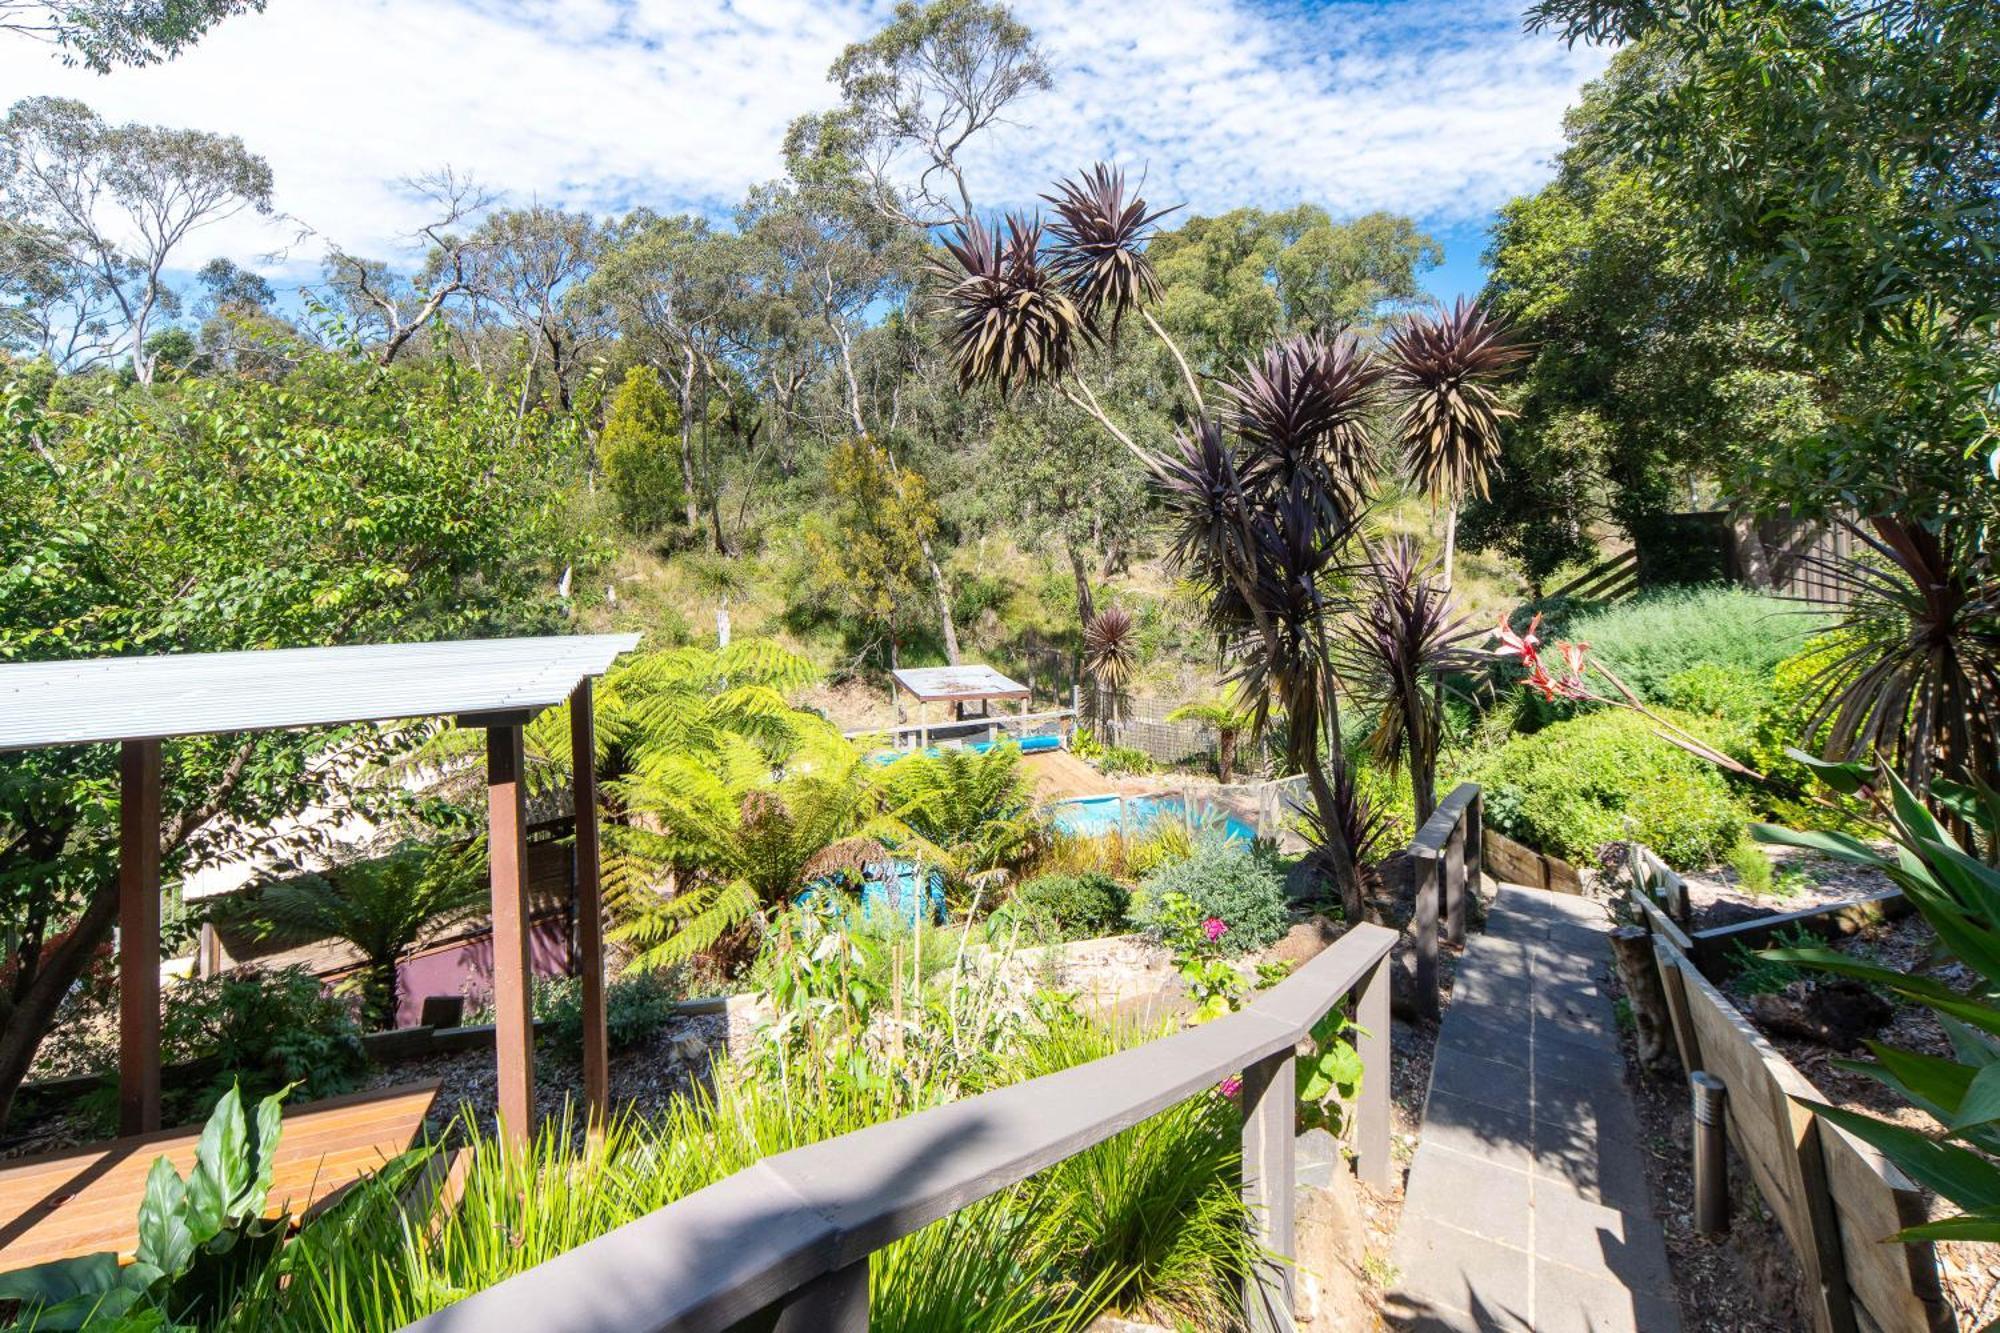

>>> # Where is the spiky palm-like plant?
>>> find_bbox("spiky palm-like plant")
[1340,537,1481,825]
[1043,165,1173,337]
[1803,517,1999,801]
[1155,343,1383,918]
[1383,298,1527,587]
[935,168,1389,916]
[935,215,1085,396]
[1082,605,1139,726]
[1219,332,1385,526]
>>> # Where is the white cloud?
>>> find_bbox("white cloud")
[0,0,1607,289]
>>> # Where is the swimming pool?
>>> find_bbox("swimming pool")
[1047,794,1256,842]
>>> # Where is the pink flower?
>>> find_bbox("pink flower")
[1218,1075,1243,1098]
[1202,917,1229,942]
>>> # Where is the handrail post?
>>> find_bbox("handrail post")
[1444,815,1468,947]
[1414,847,1441,1023]
[1355,956,1392,1189]
[1241,1047,1297,1332]
[766,1258,867,1332]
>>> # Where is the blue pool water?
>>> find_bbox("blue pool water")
[1048,794,1256,842]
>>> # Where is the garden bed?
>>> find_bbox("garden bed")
[1721,911,1999,1329]
[1625,855,1973,1333]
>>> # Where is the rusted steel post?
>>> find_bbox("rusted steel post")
[768,1259,868,1332]
[119,737,163,1136]
[487,721,536,1148]
[570,679,608,1132]
[1241,1046,1297,1332]
[1355,955,1393,1189]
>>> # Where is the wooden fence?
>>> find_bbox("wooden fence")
[1407,783,1484,1023]
[398,922,1399,1333]
[1625,848,1955,1333]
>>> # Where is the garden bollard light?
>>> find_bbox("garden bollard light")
[1691,1070,1729,1235]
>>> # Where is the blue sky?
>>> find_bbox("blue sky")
[0,0,1607,301]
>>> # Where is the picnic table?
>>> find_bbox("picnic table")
[0,1081,440,1271]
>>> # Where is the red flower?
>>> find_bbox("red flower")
[1496,613,1543,669]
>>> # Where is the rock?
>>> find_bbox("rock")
[1086,1318,1171,1333]
[1293,1147,1374,1332]
[1386,947,1427,1023]
[1748,979,1892,1052]
[1268,915,1345,968]
[668,1032,708,1064]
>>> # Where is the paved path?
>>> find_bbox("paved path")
[1388,885,1681,1333]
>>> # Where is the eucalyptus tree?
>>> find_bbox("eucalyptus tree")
[0,96,274,383]
[453,205,609,411]
[1,0,265,70]
[592,211,744,530]
[735,178,967,662]
[324,167,496,366]
[1147,206,1442,373]
[783,0,1050,231]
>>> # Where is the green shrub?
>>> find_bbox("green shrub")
[1134,841,1288,955]
[1471,708,1748,869]
[533,967,687,1059]
[1014,872,1130,939]
[1096,744,1154,777]
[1517,587,1821,729]
[1727,836,1775,895]
[599,366,685,535]
[162,965,367,1111]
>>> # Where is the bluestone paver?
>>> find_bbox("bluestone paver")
[1388,885,1681,1333]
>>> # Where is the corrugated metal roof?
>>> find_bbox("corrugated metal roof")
[0,634,642,752]
[890,664,1030,702]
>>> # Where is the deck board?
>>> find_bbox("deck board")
[1023,750,1115,803]
[0,1081,438,1270]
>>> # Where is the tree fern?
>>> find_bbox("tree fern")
[882,745,1037,882]
[609,734,921,969]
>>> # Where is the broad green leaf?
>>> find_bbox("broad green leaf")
[1783,749,1870,793]
[1896,1214,2000,1244]
[134,1155,194,1278]
[1845,1042,1974,1124]
[1749,822,1887,870]
[1940,1015,2000,1069]
[1952,1063,2000,1132]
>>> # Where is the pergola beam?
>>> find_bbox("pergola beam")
[570,680,608,1129]
[485,722,536,1148]
[118,738,162,1136]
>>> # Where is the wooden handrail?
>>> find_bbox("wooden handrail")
[400,921,1398,1333]
[1406,783,1484,1023]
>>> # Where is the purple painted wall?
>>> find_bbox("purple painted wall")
[384,914,572,1028]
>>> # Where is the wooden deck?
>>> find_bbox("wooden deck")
[1023,749,1115,803]
[0,1081,439,1270]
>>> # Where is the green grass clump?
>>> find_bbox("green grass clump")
[1010,871,1131,941]
[226,1001,1249,1333]
[1471,708,1749,869]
